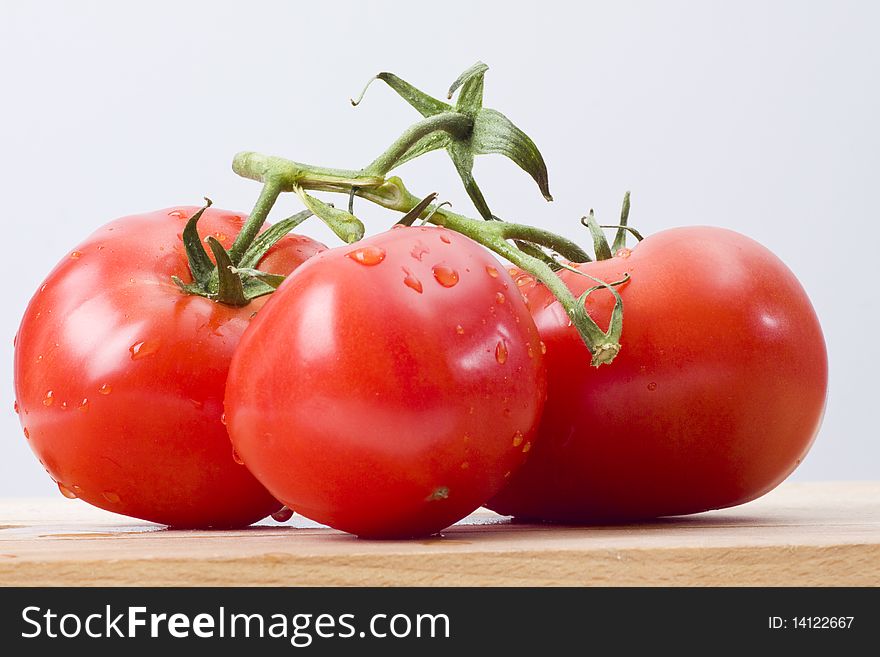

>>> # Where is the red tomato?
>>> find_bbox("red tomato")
[487,227,828,521]
[14,206,325,528]
[224,226,547,538]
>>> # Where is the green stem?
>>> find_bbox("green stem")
[232,153,623,365]
[231,152,379,194]
[362,113,473,176]
[496,224,592,263]
[228,178,284,264]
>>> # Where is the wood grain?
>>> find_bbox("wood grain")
[1,482,878,586]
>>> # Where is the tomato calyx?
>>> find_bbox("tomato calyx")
[170,198,312,306]
[351,62,552,221]
[581,191,644,260]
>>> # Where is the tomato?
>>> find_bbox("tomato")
[224,225,547,538]
[13,206,325,528]
[487,226,828,521]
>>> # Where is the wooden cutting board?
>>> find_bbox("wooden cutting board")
[0,482,877,586]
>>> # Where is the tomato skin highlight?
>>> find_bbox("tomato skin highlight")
[14,206,325,528]
[487,226,828,521]
[225,226,547,538]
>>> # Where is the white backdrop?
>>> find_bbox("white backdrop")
[2,1,877,496]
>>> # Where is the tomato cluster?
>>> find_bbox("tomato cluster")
[12,64,828,538]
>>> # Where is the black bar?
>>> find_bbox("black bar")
[1,587,876,654]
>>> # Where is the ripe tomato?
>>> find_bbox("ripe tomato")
[14,206,325,528]
[224,225,547,538]
[487,226,828,521]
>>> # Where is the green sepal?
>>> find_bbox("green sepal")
[602,224,644,243]
[242,278,280,299]
[357,62,553,221]
[170,276,205,296]
[351,72,450,118]
[448,141,493,220]
[205,237,248,306]
[238,209,312,270]
[397,192,438,227]
[448,62,489,103]
[611,191,632,251]
[233,267,286,290]
[471,108,552,202]
[581,210,613,261]
[392,130,453,169]
[575,271,628,366]
[294,186,364,244]
[451,62,488,116]
[180,198,215,286]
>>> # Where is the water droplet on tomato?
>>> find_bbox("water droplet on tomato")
[168,209,187,218]
[486,266,499,278]
[495,292,506,305]
[347,245,386,266]
[615,248,632,259]
[36,354,43,362]
[43,391,54,406]
[23,427,30,439]
[504,470,512,478]
[220,412,227,425]
[70,251,82,259]
[455,325,465,335]
[539,341,547,355]
[99,383,112,395]
[410,242,429,261]
[129,339,160,360]
[512,431,524,447]
[439,232,451,244]
[57,483,78,499]
[231,448,244,465]
[522,441,532,453]
[402,268,423,293]
[647,382,657,391]
[526,343,534,359]
[426,486,449,501]
[507,268,518,277]
[205,232,228,243]
[78,398,89,412]
[40,284,48,293]
[97,245,105,251]
[495,340,508,364]
[460,461,469,470]
[432,264,459,287]
[515,274,531,287]
[60,400,69,410]
[271,506,294,522]
[102,491,121,504]
[13,400,19,414]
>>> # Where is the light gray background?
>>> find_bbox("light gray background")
[1,1,877,497]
